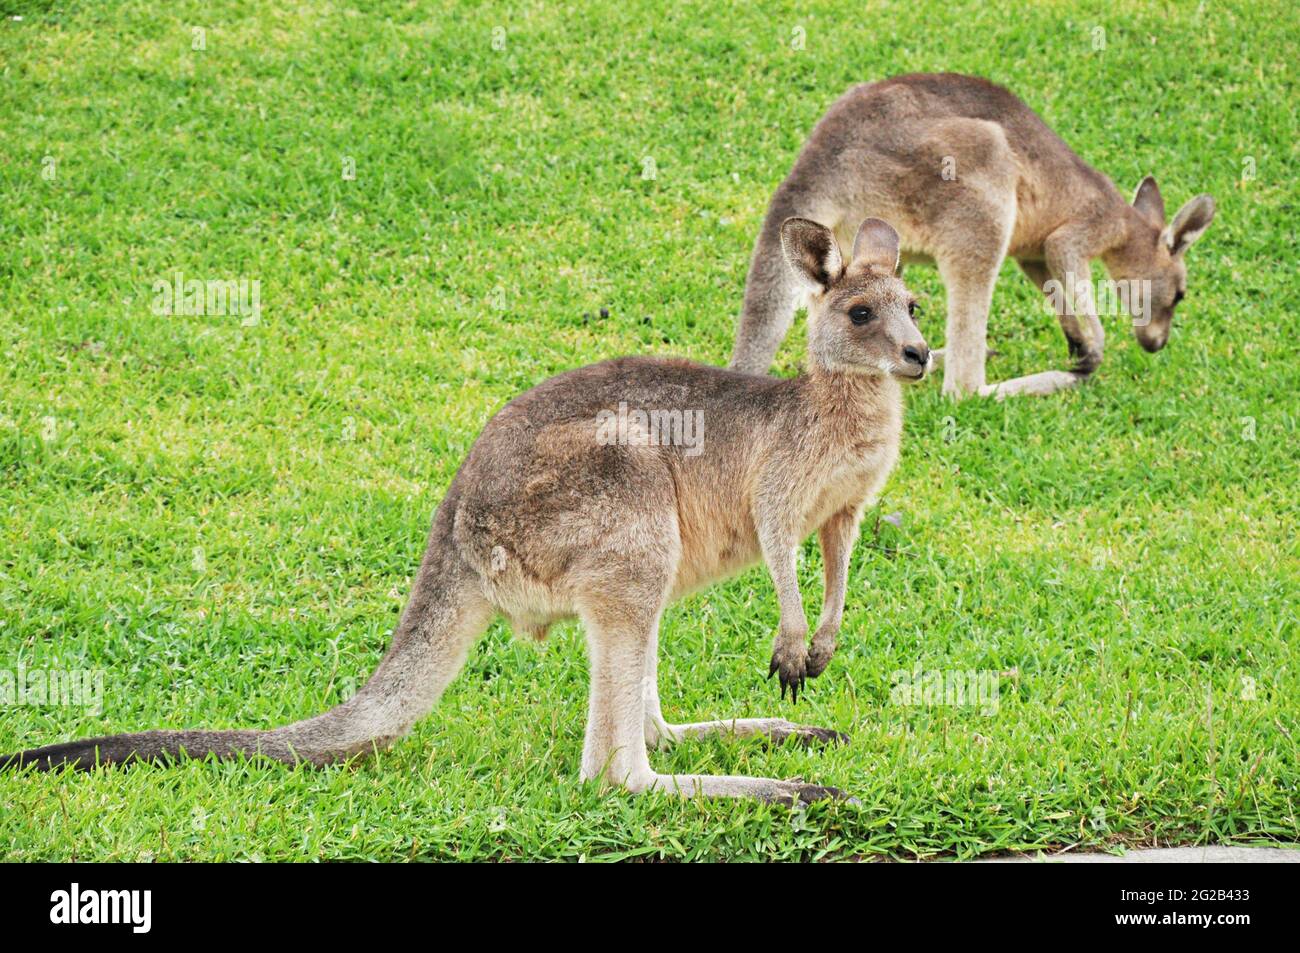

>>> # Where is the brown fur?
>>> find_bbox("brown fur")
[731,73,1216,398]
[4,220,925,804]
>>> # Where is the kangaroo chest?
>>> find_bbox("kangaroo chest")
[798,433,900,538]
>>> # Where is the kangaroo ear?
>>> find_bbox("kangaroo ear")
[851,217,901,273]
[1132,175,1165,226]
[780,218,843,291]
[1164,195,1216,255]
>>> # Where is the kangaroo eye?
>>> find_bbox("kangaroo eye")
[1173,290,1185,306]
[908,301,920,321]
[849,305,874,325]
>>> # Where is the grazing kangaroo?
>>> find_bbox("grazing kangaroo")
[4,218,927,804]
[731,73,1216,399]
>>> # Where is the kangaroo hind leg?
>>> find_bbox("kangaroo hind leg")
[581,596,849,804]
[971,258,1096,399]
[938,249,1005,398]
[641,627,847,750]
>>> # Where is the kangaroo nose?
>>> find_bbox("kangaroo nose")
[902,344,929,368]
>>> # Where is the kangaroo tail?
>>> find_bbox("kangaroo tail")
[2,525,492,772]
[729,183,812,375]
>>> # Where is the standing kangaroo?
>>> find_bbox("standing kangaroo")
[731,73,1216,399]
[5,219,927,804]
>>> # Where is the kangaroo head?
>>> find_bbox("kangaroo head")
[1107,176,1216,353]
[780,217,929,380]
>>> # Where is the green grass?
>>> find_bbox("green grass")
[1,0,1297,861]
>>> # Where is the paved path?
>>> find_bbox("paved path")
[979,846,1297,863]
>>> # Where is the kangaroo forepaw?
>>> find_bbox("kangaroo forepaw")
[768,639,808,704]
[805,634,836,679]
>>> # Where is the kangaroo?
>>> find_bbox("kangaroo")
[3,218,927,804]
[730,73,1216,399]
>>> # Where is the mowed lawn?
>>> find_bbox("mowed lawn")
[0,0,1296,861]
